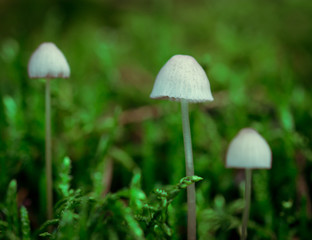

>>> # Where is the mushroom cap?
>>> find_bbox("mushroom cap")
[226,128,272,169]
[28,42,70,79]
[150,55,213,102]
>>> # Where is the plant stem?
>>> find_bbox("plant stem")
[241,169,252,240]
[45,78,53,221]
[181,100,196,240]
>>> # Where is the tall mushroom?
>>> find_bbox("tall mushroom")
[28,42,70,220]
[150,54,213,240]
[226,128,272,240]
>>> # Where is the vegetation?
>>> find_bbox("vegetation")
[0,0,312,239]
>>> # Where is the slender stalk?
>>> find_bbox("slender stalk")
[45,78,53,221]
[181,100,196,240]
[241,169,252,240]
[102,157,113,197]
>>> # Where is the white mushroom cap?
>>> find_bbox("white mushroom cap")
[150,55,213,102]
[28,42,70,79]
[226,128,272,169]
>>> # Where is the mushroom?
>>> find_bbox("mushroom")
[28,42,70,221]
[28,42,70,79]
[226,128,272,240]
[150,54,213,240]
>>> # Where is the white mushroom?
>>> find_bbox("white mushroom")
[28,42,70,222]
[226,128,272,169]
[150,54,213,102]
[226,128,272,240]
[150,54,213,240]
[28,42,70,79]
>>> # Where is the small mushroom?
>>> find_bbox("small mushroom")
[226,128,272,240]
[28,42,70,79]
[150,54,213,102]
[226,128,271,169]
[150,54,213,240]
[28,42,70,221]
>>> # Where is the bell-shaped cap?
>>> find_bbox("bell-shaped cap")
[28,42,70,79]
[150,55,213,102]
[226,128,272,169]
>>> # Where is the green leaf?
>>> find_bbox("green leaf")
[110,147,137,171]
[57,156,72,198]
[105,197,145,240]
[153,189,168,198]
[0,220,8,237]
[6,180,19,235]
[35,219,59,236]
[214,195,226,210]
[227,199,245,214]
[123,208,145,240]
[20,206,31,240]
[160,223,172,237]
[129,170,147,212]
[55,210,79,238]
[39,232,52,238]
[279,105,294,132]
[130,169,142,189]
[178,175,203,189]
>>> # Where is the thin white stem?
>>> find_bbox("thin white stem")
[181,100,196,240]
[241,169,252,240]
[45,78,53,221]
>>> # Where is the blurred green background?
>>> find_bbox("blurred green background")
[1,0,312,239]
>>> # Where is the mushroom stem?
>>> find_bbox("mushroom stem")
[242,169,252,240]
[181,100,196,240]
[45,78,53,221]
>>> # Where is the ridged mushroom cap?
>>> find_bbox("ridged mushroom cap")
[28,42,70,79]
[150,55,213,102]
[226,128,272,169]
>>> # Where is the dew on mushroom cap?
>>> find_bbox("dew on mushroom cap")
[226,128,272,169]
[28,42,70,79]
[150,54,213,102]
